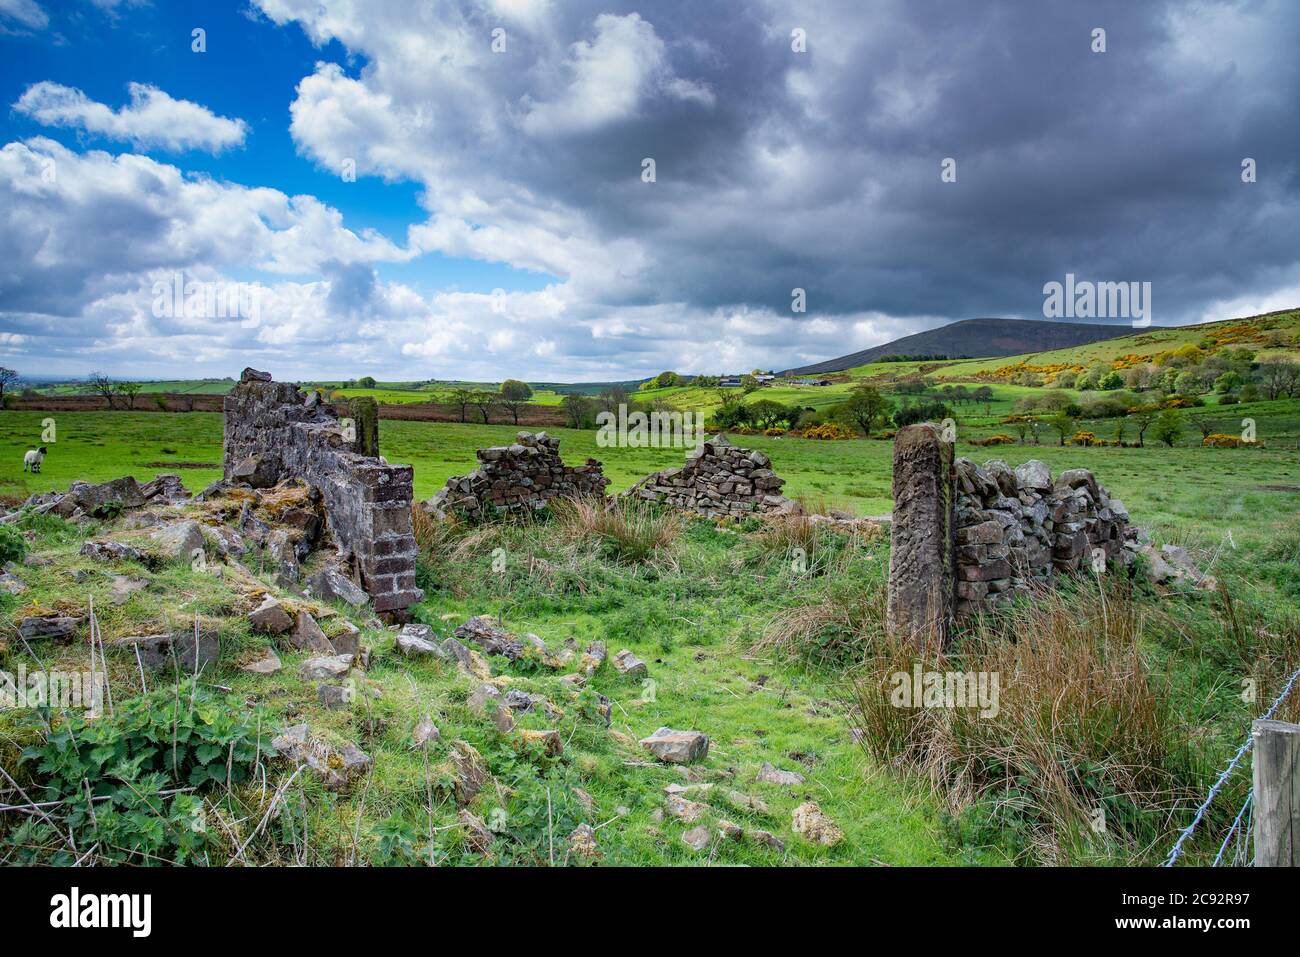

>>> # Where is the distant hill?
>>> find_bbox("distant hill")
[781,318,1158,376]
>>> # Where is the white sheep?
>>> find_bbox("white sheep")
[23,446,47,473]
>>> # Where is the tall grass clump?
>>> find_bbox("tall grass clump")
[552,497,684,566]
[845,584,1205,863]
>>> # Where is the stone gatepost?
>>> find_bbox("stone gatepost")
[886,423,955,649]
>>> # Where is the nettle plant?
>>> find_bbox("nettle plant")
[14,679,277,865]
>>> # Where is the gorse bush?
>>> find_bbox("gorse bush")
[14,679,277,865]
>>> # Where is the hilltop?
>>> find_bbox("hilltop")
[781,317,1157,376]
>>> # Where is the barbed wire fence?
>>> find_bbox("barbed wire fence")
[1163,662,1300,867]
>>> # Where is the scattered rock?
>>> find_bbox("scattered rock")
[791,802,843,847]
[149,520,205,563]
[641,727,709,764]
[0,572,27,596]
[724,790,770,815]
[299,654,353,680]
[454,616,525,660]
[719,819,744,841]
[749,829,786,852]
[681,825,711,851]
[569,823,600,861]
[573,787,595,814]
[412,715,441,747]
[318,683,353,711]
[248,594,294,634]
[109,575,147,606]
[328,620,361,657]
[442,740,490,805]
[271,723,369,791]
[581,640,608,675]
[17,615,81,642]
[757,762,806,787]
[240,649,282,674]
[396,623,440,657]
[665,794,708,823]
[79,540,141,563]
[612,649,648,677]
[307,567,368,607]
[284,611,332,653]
[441,637,491,679]
[112,629,220,673]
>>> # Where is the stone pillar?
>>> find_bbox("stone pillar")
[886,423,955,649]
[348,396,380,458]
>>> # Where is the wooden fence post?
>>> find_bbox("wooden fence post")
[1253,718,1300,866]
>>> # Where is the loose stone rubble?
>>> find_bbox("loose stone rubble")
[422,431,609,518]
[624,434,801,519]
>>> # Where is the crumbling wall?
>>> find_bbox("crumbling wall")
[953,457,1137,616]
[624,434,798,518]
[223,368,421,615]
[422,431,609,518]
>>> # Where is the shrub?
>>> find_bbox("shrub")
[1071,431,1098,446]
[15,679,277,865]
[972,434,1014,447]
[1202,433,1242,448]
[763,427,786,436]
[0,523,26,565]
[801,422,856,440]
[1218,393,1240,405]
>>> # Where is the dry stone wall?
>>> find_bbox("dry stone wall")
[422,431,609,518]
[953,457,1138,616]
[624,435,799,519]
[223,368,421,616]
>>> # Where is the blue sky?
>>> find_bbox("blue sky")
[1,0,1298,383]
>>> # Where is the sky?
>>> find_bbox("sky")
[0,0,1298,383]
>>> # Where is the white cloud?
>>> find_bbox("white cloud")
[0,0,46,29]
[14,82,249,153]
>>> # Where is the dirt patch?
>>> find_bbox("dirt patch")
[1259,484,1300,492]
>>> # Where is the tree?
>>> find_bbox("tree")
[739,374,760,394]
[746,399,790,429]
[499,379,533,425]
[1153,408,1184,447]
[470,390,499,424]
[561,393,594,429]
[1113,417,1128,445]
[1130,407,1157,448]
[0,367,17,402]
[972,385,994,416]
[1194,417,1217,441]
[1048,411,1076,446]
[448,387,474,423]
[357,376,377,389]
[1098,371,1124,390]
[1009,415,1032,445]
[88,371,119,409]
[842,386,891,436]
[115,381,142,410]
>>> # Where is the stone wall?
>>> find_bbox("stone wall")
[953,457,1137,616]
[624,434,799,519]
[223,369,421,616]
[422,431,609,518]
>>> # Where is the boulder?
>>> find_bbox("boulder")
[613,649,648,677]
[307,567,368,607]
[288,611,334,653]
[442,740,490,805]
[318,683,354,711]
[240,649,282,675]
[681,825,712,851]
[17,615,81,642]
[757,762,806,786]
[791,802,843,847]
[80,540,141,563]
[271,723,369,791]
[1014,460,1053,491]
[299,654,353,680]
[455,616,525,660]
[248,594,294,634]
[396,623,441,657]
[640,727,709,764]
[113,629,220,673]
[149,520,205,564]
